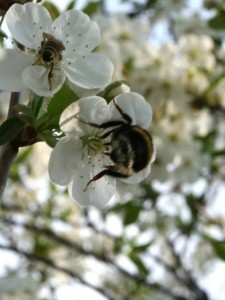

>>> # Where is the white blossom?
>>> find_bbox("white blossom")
[48,92,154,207]
[0,3,113,96]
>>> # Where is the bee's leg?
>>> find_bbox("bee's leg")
[48,63,54,90]
[113,99,132,124]
[83,167,129,191]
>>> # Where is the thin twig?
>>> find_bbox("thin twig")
[167,238,209,300]
[0,216,188,300]
[0,242,114,300]
[0,92,21,202]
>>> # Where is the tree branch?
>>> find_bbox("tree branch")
[0,216,190,300]
[0,92,20,202]
[0,242,114,300]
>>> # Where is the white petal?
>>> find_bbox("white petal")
[122,165,152,184]
[108,92,153,129]
[22,65,66,97]
[70,156,116,208]
[5,3,52,49]
[48,136,83,186]
[51,10,100,58]
[60,96,108,134]
[0,49,33,92]
[64,53,113,89]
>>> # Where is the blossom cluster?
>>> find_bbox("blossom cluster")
[94,13,225,185]
[0,3,113,96]
[0,3,156,207]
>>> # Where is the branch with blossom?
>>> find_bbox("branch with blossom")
[0,2,155,206]
[1,1,225,299]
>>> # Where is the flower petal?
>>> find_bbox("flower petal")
[108,92,153,129]
[123,165,152,184]
[60,96,108,134]
[0,49,33,92]
[5,3,52,49]
[48,136,83,186]
[22,65,66,96]
[69,156,116,208]
[64,53,113,89]
[51,10,100,59]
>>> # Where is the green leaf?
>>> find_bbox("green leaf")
[42,1,60,20]
[66,0,76,10]
[203,72,225,95]
[0,117,25,146]
[194,130,217,154]
[47,83,78,128]
[98,80,129,102]
[205,235,225,261]
[109,201,142,226]
[31,94,45,118]
[0,30,7,44]
[60,209,72,221]
[124,203,142,226]
[114,237,124,254]
[212,149,225,157]
[123,57,134,76]
[208,11,225,30]
[14,104,34,124]
[133,241,153,253]
[83,1,102,16]
[129,252,148,277]
[38,130,60,148]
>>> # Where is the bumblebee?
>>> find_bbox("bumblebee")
[83,100,155,190]
[34,33,65,90]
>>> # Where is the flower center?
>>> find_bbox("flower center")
[81,133,105,157]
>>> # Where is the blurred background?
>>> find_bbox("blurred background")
[0,0,225,299]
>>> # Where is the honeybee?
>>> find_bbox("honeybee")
[34,33,65,90]
[83,100,155,190]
